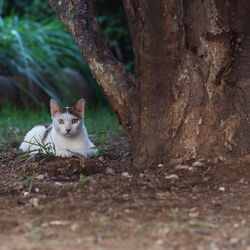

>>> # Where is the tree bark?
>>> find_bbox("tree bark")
[122,0,250,167]
[49,0,250,168]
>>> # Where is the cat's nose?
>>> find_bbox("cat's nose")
[66,128,71,133]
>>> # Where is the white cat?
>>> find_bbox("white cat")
[19,98,97,158]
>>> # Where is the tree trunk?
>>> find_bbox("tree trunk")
[48,0,250,168]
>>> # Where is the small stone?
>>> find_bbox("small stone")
[98,156,104,161]
[71,223,79,231]
[121,172,132,178]
[35,188,40,193]
[192,161,205,167]
[241,219,246,225]
[29,197,39,207]
[50,220,70,226]
[156,239,164,245]
[189,211,200,217]
[165,174,179,180]
[106,167,115,175]
[188,207,199,217]
[76,238,83,244]
[23,191,29,197]
[219,155,226,162]
[157,164,163,168]
[36,174,44,180]
[55,182,62,186]
[175,164,190,170]
[218,186,225,191]
[230,238,239,244]
[239,178,246,184]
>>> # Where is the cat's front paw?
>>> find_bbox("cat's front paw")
[85,148,98,158]
[55,150,73,157]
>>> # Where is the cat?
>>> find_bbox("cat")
[19,98,97,158]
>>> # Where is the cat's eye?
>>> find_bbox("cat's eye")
[58,119,64,124]
[71,118,79,124]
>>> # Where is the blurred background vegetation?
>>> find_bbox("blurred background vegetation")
[0,0,133,108]
[0,0,132,147]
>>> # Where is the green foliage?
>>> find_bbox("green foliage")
[0,0,133,106]
[0,15,90,104]
[0,104,50,147]
[2,0,53,21]
[79,174,88,185]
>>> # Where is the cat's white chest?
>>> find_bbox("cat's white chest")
[49,129,83,151]
[46,128,96,157]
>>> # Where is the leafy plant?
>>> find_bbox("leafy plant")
[0,15,90,105]
[0,0,134,108]
[79,174,88,185]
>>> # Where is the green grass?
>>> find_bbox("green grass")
[0,105,123,148]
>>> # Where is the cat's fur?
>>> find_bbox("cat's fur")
[19,99,97,158]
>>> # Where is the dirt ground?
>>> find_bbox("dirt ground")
[0,138,249,250]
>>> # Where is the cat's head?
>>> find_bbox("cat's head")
[50,99,85,137]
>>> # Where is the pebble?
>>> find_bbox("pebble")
[188,211,200,217]
[23,191,29,197]
[156,239,164,245]
[192,161,205,167]
[218,186,225,191]
[165,174,179,180]
[121,172,132,178]
[71,223,79,231]
[175,164,190,170]
[76,238,83,244]
[36,174,45,180]
[29,197,39,207]
[139,173,144,178]
[157,164,163,168]
[188,207,199,217]
[106,167,115,175]
[230,238,239,244]
[50,220,70,226]
[98,156,104,162]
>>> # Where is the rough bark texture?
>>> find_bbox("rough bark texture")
[122,0,250,167]
[49,0,250,168]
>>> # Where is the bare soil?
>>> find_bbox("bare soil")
[0,138,249,250]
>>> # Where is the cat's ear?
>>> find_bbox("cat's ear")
[50,99,62,117]
[72,98,85,118]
